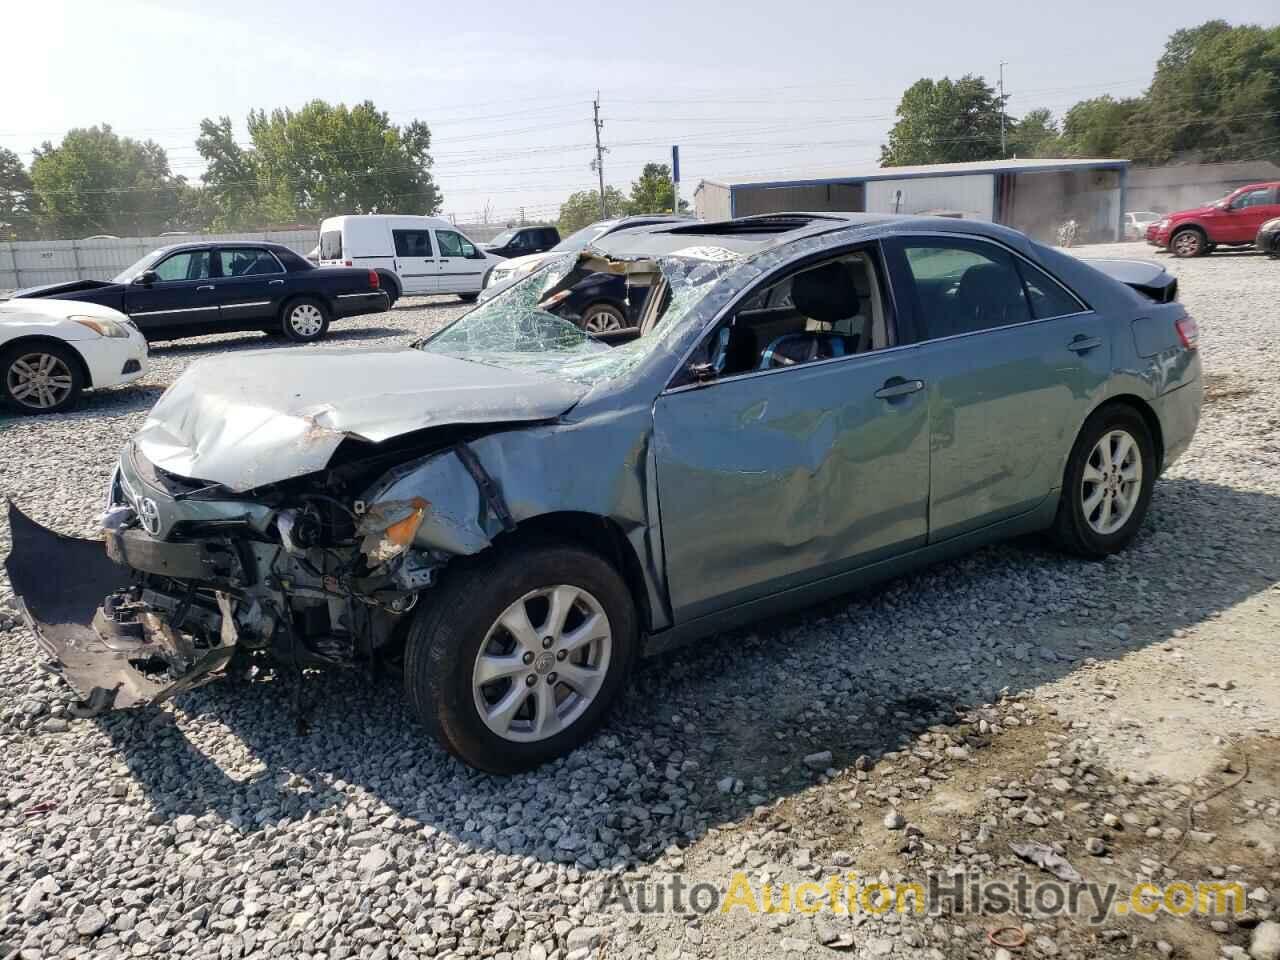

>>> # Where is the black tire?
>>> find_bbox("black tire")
[1170,227,1206,258]
[280,297,330,343]
[404,540,638,774]
[1204,242,1218,253]
[377,274,400,307]
[458,292,480,303]
[579,302,627,333]
[1,341,85,414]
[1052,404,1157,558]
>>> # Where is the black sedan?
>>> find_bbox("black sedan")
[1258,217,1280,256]
[13,242,389,343]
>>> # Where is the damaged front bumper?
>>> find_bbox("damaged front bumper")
[5,503,238,713]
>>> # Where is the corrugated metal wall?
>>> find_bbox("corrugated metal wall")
[730,182,865,217]
[864,174,995,220]
[694,183,733,221]
[0,230,318,293]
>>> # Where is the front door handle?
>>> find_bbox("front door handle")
[874,377,925,400]
[268,279,284,286]
[196,285,214,291]
[1068,335,1103,353]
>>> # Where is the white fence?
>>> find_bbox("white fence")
[0,230,319,292]
[0,222,529,292]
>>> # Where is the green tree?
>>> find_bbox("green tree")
[557,186,628,235]
[1057,96,1144,157]
[0,147,36,239]
[29,125,186,237]
[197,100,441,227]
[880,75,1006,165]
[1133,20,1280,164]
[627,162,689,215]
[1009,108,1060,158]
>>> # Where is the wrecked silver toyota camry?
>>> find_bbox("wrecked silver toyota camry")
[5,214,1200,772]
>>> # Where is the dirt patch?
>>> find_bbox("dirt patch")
[1204,372,1257,403]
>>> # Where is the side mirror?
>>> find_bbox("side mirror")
[134,270,159,286]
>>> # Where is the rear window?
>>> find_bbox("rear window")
[319,231,342,260]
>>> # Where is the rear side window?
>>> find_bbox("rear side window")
[153,250,211,282]
[393,229,433,257]
[900,240,1031,339]
[1016,260,1086,319]
[319,230,342,260]
[218,248,283,277]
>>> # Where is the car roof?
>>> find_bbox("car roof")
[588,212,1038,260]
[148,240,296,255]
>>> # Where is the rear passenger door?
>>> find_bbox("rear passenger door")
[433,229,489,293]
[211,247,287,328]
[392,229,436,294]
[883,235,1111,542]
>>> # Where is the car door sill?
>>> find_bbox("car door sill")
[642,497,1059,659]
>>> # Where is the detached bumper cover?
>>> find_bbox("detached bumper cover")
[4,502,236,712]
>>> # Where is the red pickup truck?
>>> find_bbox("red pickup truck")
[1146,181,1280,257]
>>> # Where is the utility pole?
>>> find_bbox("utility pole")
[998,61,1008,158]
[592,93,608,219]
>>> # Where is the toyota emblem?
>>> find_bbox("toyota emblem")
[137,498,161,536]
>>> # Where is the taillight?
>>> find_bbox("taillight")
[368,270,379,289]
[1175,315,1199,350]
[344,260,353,267]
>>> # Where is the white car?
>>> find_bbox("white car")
[317,215,502,304]
[1124,211,1163,241]
[1,299,148,414]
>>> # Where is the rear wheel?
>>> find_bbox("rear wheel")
[1171,228,1206,258]
[281,298,330,342]
[1052,404,1156,558]
[404,541,637,773]
[581,303,626,334]
[1,342,84,414]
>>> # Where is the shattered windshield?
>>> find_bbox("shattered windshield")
[418,250,736,386]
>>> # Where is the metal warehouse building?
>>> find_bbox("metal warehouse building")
[694,158,1129,244]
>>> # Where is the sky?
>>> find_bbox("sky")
[4,0,1277,226]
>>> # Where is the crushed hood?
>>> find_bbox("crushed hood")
[134,347,586,491]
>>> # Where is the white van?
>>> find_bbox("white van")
[317,215,502,304]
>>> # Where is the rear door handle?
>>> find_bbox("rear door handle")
[196,285,214,291]
[874,378,925,400]
[268,279,284,286]
[1068,335,1103,353]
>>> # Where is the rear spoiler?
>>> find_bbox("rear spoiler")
[1081,258,1178,304]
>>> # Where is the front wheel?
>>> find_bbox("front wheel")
[1,342,84,414]
[1171,228,1206,258]
[458,292,480,303]
[281,298,330,342]
[404,541,637,773]
[1052,405,1157,558]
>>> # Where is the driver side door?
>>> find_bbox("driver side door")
[123,249,218,336]
[652,245,931,625]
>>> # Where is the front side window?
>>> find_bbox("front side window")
[900,240,1031,339]
[393,229,433,257]
[688,249,890,380]
[153,250,212,282]
[218,248,283,277]
[436,230,479,259]
[1234,187,1275,209]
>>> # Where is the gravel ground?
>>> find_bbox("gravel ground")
[1,244,1277,960]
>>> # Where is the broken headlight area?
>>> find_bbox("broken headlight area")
[5,470,446,715]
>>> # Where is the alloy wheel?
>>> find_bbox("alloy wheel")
[471,584,613,742]
[1172,231,1202,257]
[6,352,74,410]
[1081,429,1143,535]
[289,304,324,337]
[583,308,624,334]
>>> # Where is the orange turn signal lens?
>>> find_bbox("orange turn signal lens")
[383,498,429,547]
